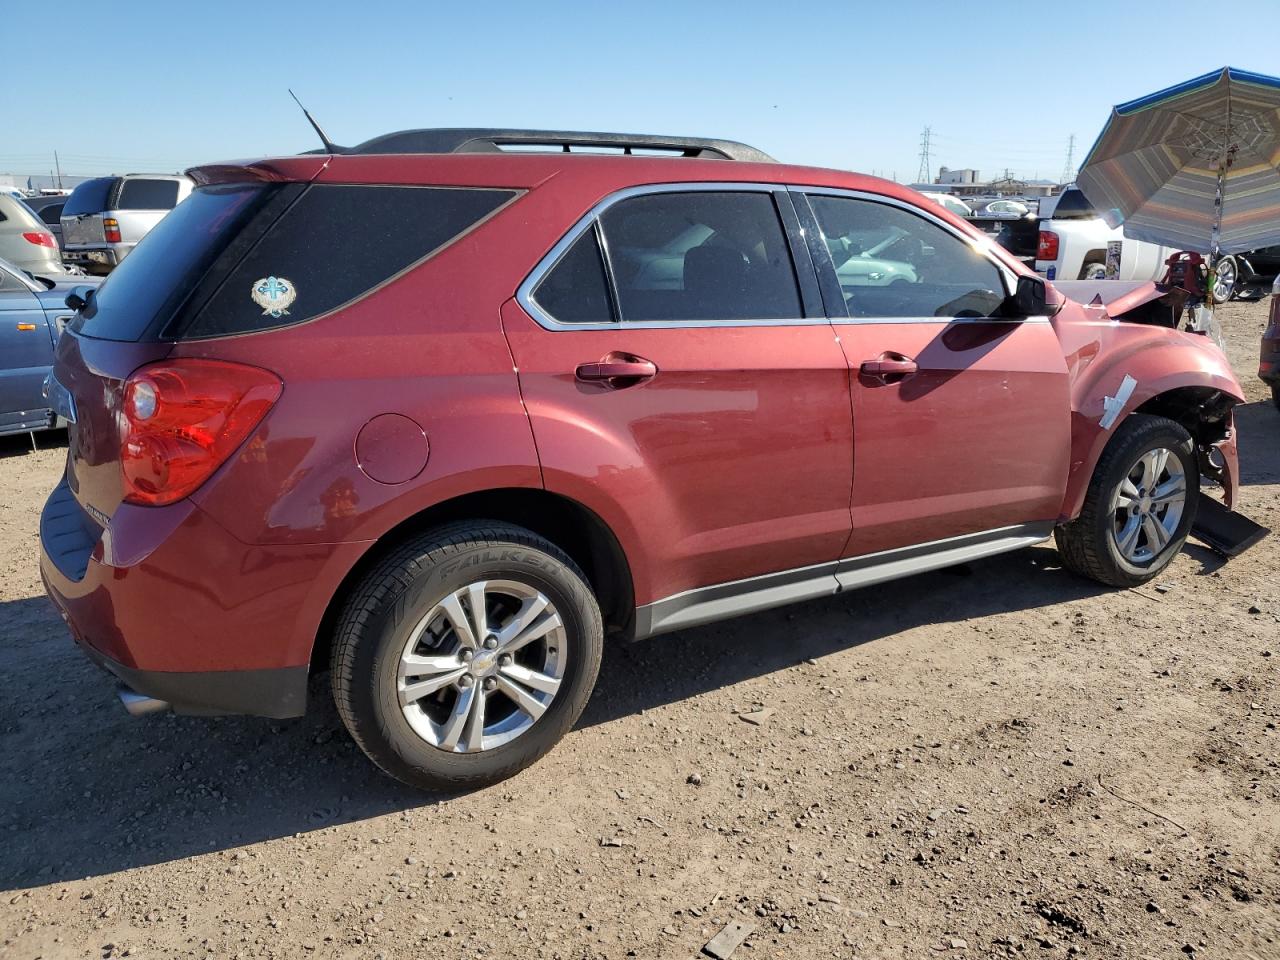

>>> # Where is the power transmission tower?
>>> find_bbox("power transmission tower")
[916,126,932,183]
[1060,134,1076,184]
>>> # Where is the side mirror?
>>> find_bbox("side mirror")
[1009,275,1047,317]
[64,285,95,312]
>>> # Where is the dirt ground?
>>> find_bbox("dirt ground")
[1,302,1277,960]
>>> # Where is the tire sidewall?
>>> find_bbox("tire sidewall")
[353,541,602,787]
[1098,426,1198,581]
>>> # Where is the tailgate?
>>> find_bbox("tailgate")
[63,213,105,247]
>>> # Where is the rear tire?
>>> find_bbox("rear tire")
[1055,415,1198,587]
[331,521,603,792]
[1080,261,1107,280]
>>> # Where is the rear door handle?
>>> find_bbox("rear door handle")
[575,354,657,387]
[859,353,918,384]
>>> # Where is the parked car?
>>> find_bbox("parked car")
[60,173,191,275]
[1036,187,1179,284]
[0,256,97,436]
[919,192,973,218]
[21,194,69,248]
[0,194,62,276]
[41,128,1245,793]
[982,198,1030,217]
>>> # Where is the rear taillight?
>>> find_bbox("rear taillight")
[103,218,122,243]
[22,231,56,248]
[1037,231,1059,261]
[120,359,282,506]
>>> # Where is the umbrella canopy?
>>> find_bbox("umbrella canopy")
[1076,67,1280,255]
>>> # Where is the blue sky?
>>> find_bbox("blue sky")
[6,0,1278,183]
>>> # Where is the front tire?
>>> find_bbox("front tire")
[331,521,603,792]
[1055,415,1198,587]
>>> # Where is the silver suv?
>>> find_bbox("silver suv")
[60,174,192,275]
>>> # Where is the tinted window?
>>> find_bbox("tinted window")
[181,185,515,338]
[808,195,1007,319]
[117,179,181,210]
[62,177,116,217]
[76,184,271,341]
[598,191,801,322]
[38,203,63,225]
[533,227,613,323]
[1051,188,1096,220]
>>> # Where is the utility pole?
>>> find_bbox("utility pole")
[1060,134,1076,184]
[54,150,63,189]
[916,126,932,183]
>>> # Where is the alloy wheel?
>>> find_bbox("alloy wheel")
[1109,447,1187,565]
[396,579,566,753]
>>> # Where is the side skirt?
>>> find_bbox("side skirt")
[632,522,1055,640]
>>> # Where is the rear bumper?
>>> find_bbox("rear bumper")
[73,635,307,718]
[39,477,365,718]
[62,244,131,267]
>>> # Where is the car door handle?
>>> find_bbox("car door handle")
[575,354,658,387]
[859,353,919,384]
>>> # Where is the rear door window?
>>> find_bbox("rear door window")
[180,185,517,338]
[62,178,117,217]
[1050,189,1096,220]
[117,179,181,210]
[531,227,615,324]
[597,191,802,323]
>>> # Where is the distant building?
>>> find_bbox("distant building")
[937,166,979,185]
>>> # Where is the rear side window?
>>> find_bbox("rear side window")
[76,184,272,341]
[598,191,801,323]
[180,185,516,338]
[532,228,614,324]
[117,179,181,210]
[62,177,116,217]
[38,203,64,225]
[1051,189,1096,220]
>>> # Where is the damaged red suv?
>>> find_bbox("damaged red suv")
[40,129,1246,791]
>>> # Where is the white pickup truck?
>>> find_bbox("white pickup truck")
[1035,188,1178,283]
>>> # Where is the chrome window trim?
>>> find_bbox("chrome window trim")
[790,186,1050,325]
[515,182,823,331]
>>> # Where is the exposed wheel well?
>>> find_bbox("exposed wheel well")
[1135,386,1237,478]
[310,489,635,673]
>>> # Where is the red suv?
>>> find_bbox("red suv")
[40,129,1245,791]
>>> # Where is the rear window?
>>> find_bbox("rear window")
[117,178,181,210]
[179,185,516,338]
[38,203,64,225]
[75,184,273,341]
[62,177,117,217]
[1051,189,1097,220]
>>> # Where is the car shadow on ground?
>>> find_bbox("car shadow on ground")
[0,430,66,460]
[1,544,1121,891]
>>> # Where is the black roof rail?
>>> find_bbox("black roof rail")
[330,128,775,162]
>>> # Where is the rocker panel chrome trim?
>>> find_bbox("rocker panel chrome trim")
[633,522,1054,639]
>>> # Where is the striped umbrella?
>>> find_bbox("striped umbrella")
[1076,67,1280,257]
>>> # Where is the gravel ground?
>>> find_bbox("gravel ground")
[1,301,1277,960]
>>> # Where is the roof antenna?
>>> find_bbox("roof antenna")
[288,88,339,154]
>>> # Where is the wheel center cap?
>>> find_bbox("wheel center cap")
[470,650,499,676]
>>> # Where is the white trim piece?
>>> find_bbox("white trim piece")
[1099,374,1137,429]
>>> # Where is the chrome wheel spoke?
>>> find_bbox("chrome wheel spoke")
[400,668,467,705]
[496,674,548,721]
[465,581,490,640]
[1151,476,1185,507]
[1149,448,1170,484]
[1143,514,1170,552]
[499,662,562,696]
[438,592,478,649]
[1116,516,1143,558]
[499,608,562,656]
[438,682,477,751]
[500,594,550,646]
[461,687,488,753]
